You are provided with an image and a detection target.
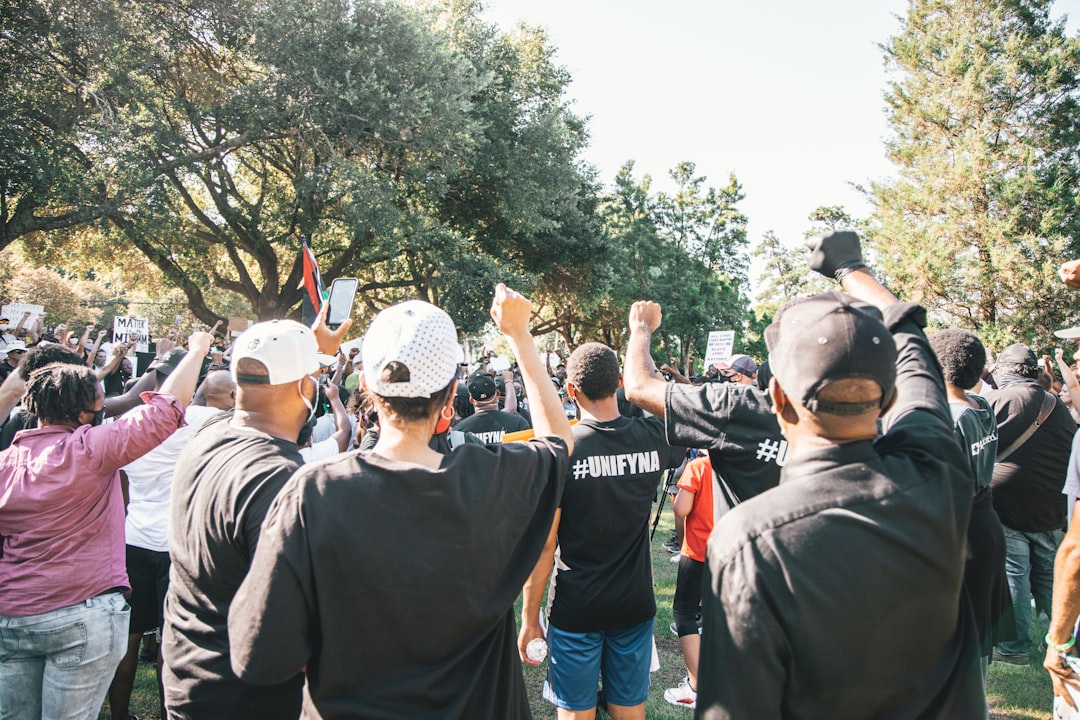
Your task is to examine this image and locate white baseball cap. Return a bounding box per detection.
[230,320,337,385]
[363,300,463,398]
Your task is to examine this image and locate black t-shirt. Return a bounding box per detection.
[549,415,683,632]
[665,382,783,516]
[162,411,305,720]
[453,408,530,444]
[0,407,35,451]
[987,380,1076,532]
[228,438,569,720]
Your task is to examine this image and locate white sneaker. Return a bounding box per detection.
[664,677,697,709]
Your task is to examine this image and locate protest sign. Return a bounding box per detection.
[703,330,736,371]
[113,316,150,353]
[229,316,252,337]
[0,303,45,330]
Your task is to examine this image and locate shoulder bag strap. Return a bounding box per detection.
[997,390,1057,463]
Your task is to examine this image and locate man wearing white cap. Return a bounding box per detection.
[162,306,349,720]
[0,340,27,383]
[228,284,573,719]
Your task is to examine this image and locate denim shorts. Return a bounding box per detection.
[0,591,130,719]
[543,618,654,710]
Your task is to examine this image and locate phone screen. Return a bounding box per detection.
[326,278,359,329]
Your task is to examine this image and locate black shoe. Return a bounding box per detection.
[992,649,1029,666]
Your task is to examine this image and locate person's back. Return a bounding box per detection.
[229,440,565,718]
[984,343,1076,663]
[454,371,530,443]
[163,316,348,720]
[682,231,985,718]
[0,334,208,720]
[227,287,573,719]
[523,341,682,719]
[551,412,678,629]
[987,356,1075,533]
[453,406,530,443]
[703,425,978,716]
[163,411,305,718]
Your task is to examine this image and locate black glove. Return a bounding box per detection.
[806,231,868,282]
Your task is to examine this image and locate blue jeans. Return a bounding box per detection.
[0,591,130,720]
[997,526,1062,656]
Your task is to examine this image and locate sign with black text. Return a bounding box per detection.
[113,316,150,353]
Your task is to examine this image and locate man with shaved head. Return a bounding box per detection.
[637,232,984,717]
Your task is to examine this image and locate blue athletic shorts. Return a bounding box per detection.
[543,618,654,711]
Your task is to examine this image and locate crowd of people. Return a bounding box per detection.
[4,233,1080,719]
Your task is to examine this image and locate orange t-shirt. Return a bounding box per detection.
[677,455,714,562]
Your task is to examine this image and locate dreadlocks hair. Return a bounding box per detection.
[18,343,85,381]
[24,363,100,425]
[566,342,620,401]
[929,328,987,391]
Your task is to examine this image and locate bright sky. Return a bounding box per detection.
[482,0,1080,266]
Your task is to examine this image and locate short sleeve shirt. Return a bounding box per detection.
[665,382,783,516]
[550,415,683,632]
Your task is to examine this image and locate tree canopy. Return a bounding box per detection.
[872,0,1080,349]
[2,0,608,334]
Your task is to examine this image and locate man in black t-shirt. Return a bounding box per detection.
[985,343,1076,664]
[521,342,682,720]
[454,371,530,443]
[162,312,348,720]
[624,342,781,709]
[227,286,571,719]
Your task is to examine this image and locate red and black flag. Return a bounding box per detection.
[299,240,326,326]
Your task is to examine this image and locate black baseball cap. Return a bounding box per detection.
[765,292,896,415]
[468,371,498,401]
[996,343,1037,367]
[150,348,188,377]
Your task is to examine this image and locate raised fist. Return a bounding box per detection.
[807,230,867,282]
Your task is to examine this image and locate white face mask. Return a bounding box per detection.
[298,375,318,424]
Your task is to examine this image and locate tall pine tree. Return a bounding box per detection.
[872,0,1080,348]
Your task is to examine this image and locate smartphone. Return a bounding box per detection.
[326,277,359,330]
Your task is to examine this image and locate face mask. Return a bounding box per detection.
[296,376,319,424]
[434,408,453,435]
[85,408,105,427]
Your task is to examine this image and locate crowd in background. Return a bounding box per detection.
[5,235,1080,719]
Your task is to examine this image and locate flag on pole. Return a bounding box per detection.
[299,240,326,326]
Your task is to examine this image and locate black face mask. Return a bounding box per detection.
[85,408,105,427]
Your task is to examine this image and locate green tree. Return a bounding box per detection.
[872,0,1080,348]
[7,0,604,331]
[573,162,750,369]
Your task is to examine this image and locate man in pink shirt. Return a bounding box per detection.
[0,331,211,720]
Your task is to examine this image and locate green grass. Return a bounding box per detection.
[104,501,1055,719]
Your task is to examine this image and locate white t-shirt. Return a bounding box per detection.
[123,404,223,551]
[300,437,342,463]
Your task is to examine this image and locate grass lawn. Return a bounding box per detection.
[103,500,1055,719]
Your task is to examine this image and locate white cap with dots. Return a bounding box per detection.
[362,300,463,398]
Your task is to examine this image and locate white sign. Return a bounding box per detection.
[0,303,45,330]
[489,354,511,372]
[703,330,736,371]
[113,316,150,353]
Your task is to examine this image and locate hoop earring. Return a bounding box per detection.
[441,405,454,421]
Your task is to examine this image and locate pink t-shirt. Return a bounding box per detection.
[0,392,185,616]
